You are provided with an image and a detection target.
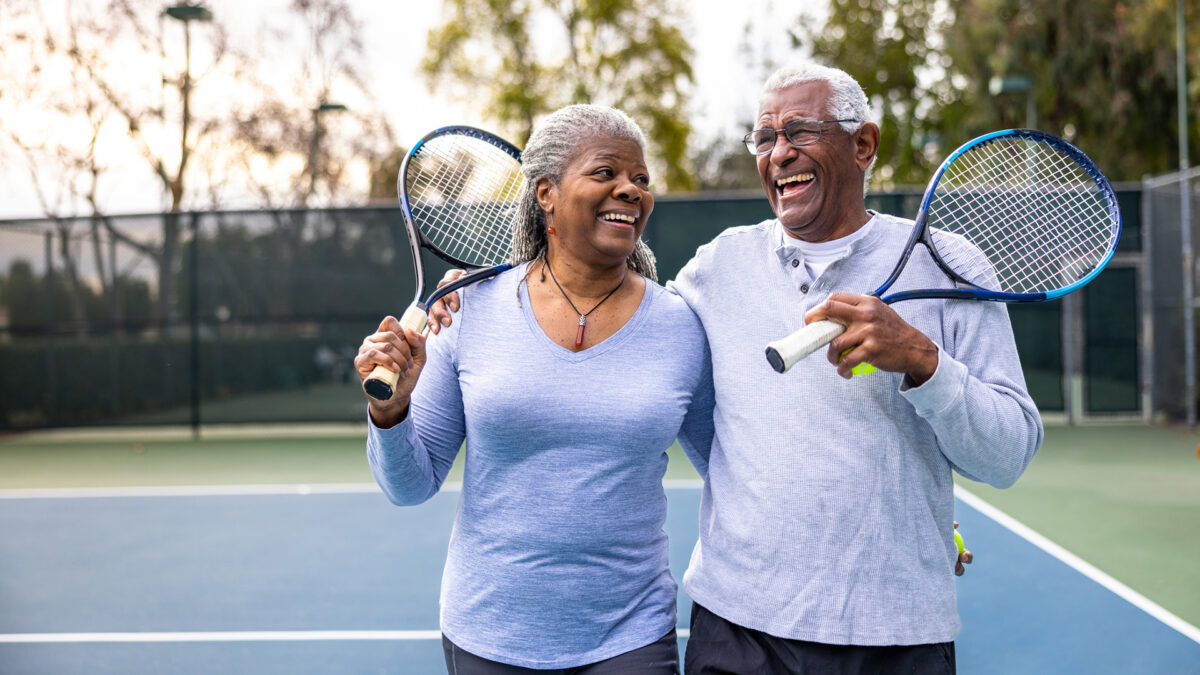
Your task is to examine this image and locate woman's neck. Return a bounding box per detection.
[541,249,628,300]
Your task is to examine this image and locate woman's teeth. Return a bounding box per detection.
[600,213,636,223]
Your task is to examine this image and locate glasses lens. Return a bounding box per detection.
[783,119,822,146]
[747,129,775,155]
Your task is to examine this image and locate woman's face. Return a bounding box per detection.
[537,135,653,267]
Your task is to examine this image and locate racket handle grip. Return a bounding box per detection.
[362,305,430,401]
[764,320,846,374]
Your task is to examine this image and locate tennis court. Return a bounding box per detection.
[1,423,1197,674]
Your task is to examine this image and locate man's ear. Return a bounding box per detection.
[854,122,880,172]
[535,177,556,214]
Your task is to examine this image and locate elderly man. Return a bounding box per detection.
[670,62,1042,673]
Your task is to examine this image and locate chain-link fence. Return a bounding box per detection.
[1143,168,1200,426]
[0,189,1148,433]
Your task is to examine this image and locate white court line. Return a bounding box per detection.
[0,631,440,643]
[0,629,691,644]
[4,481,1192,645]
[0,483,383,499]
[955,484,1200,645]
[0,479,706,499]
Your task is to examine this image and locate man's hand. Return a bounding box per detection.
[427,269,467,334]
[804,292,939,385]
[954,521,974,576]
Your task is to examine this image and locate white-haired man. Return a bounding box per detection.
[670,62,1042,673]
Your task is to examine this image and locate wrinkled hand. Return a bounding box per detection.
[804,292,939,384]
[954,521,974,577]
[427,268,467,334]
[354,315,427,427]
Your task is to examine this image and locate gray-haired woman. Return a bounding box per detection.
[354,104,714,674]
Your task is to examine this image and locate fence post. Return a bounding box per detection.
[189,212,201,440]
[1184,174,1196,428]
[1140,176,1154,422]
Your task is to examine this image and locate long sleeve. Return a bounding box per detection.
[902,299,1044,488]
[366,315,465,506]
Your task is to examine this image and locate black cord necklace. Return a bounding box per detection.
[544,260,626,348]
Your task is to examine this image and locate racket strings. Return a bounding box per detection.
[928,138,1115,294]
[407,135,524,267]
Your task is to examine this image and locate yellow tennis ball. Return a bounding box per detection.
[841,349,877,376]
[954,530,965,556]
[852,362,877,376]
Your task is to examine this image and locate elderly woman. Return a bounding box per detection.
[354,105,713,674]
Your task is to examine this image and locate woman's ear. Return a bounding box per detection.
[535,177,556,215]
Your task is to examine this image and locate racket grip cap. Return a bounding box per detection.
[764,320,846,374]
[361,305,430,401]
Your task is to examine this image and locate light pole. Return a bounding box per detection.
[308,101,348,202]
[163,4,213,209]
[164,4,212,440]
[988,75,1036,130]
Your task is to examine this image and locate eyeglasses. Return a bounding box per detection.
[743,119,860,156]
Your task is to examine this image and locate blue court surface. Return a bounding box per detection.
[1,484,1197,674]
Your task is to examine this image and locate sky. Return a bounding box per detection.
[0,0,811,219]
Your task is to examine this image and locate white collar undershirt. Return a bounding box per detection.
[791,215,877,279]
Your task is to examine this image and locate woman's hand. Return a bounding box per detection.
[354,315,427,427]
[427,269,467,334]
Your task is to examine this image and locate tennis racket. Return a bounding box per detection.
[363,126,523,400]
[764,129,1121,374]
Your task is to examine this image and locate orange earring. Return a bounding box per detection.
[547,226,556,235]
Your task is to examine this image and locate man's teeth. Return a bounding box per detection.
[776,173,815,188]
[601,213,636,223]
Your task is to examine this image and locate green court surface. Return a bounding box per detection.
[958,423,1200,630]
[3,421,1198,628]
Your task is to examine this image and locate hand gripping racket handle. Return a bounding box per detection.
[763,320,846,374]
[362,305,430,401]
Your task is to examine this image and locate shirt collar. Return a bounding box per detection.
[772,210,880,263]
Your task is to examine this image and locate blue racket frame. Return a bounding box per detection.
[876,129,1122,305]
[398,125,521,313]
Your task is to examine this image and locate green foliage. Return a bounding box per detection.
[936,0,1198,181]
[796,0,941,186]
[0,259,151,328]
[794,0,1199,184]
[421,0,696,190]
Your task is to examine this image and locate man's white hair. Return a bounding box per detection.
[761,62,871,134]
[761,61,876,184]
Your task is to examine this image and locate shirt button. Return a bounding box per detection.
[800,284,810,293]
[791,259,800,268]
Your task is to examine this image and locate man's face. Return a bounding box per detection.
[755,81,874,242]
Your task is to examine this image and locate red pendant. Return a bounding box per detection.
[575,316,586,348]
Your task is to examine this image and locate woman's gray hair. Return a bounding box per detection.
[761,61,876,184]
[510,104,658,281]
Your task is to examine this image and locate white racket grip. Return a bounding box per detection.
[764,320,846,374]
[399,304,429,334]
[362,304,430,401]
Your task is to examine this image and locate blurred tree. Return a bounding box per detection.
[933,0,1198,181]
[0,0,391,330]
[693,135,762,192]
[792,0,1198,184]
[794,0,941,187]
[421,0,697,191]
[229,0,394,209]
